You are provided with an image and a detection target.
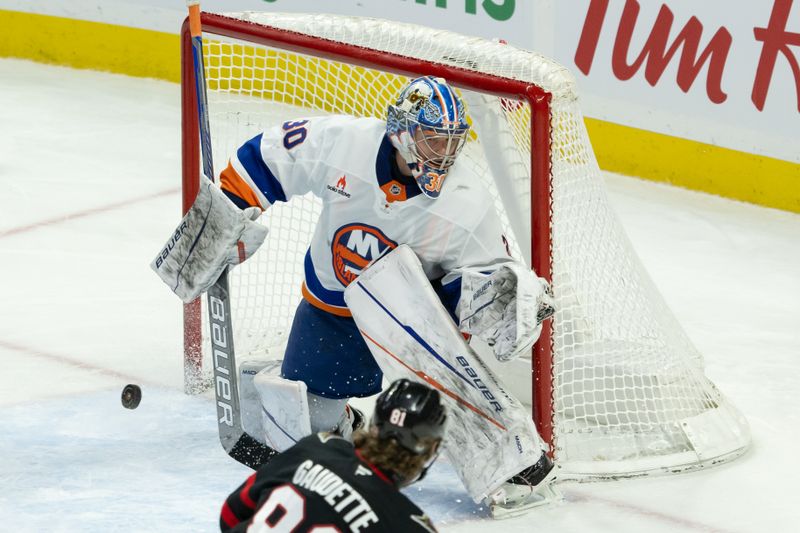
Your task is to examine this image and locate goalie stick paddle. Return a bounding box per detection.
[187,1,276,469]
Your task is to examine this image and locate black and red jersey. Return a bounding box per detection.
[221,433,436,532]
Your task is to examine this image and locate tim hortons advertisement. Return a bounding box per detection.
[551,0,799,163]
[2,0,796,163]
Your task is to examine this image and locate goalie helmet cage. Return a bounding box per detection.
[181,11,750,481]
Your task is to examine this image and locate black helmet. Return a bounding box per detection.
[371,379,447,454]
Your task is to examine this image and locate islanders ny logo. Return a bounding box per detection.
[331,223,397,286]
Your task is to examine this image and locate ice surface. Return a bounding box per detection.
[1,58,798,532]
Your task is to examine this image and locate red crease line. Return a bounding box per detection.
[0,187,179,238]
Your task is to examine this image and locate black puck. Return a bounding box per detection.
[121,384,142,409]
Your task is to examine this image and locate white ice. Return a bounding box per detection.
[1,58,798,533]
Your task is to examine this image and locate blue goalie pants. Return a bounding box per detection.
[280,299,383,399]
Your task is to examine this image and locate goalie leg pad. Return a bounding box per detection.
[251,361,312,452]
[344,245,549,502]
[239,360,271,446]
[246,360,361,450]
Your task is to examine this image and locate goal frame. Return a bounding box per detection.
[182,11,570,454]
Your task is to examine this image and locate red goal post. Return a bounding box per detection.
[181,11,750,481]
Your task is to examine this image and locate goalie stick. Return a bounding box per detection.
[186,1,276,469]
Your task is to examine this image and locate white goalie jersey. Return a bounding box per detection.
[219,114,514,316]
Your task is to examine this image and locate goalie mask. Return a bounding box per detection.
[386,76,470,199]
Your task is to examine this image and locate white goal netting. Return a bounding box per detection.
[183,12,750,480]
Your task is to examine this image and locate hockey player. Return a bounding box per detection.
[220,378,446,532]
[154,76,558,515]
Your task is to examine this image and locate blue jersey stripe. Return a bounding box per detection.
[237,134,287,205]
[434,276,462,323]
[304,250,347,308]
[221,189,252,210]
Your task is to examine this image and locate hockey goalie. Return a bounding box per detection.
[152,75,559,516]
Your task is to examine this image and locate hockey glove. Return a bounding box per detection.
[150,180,268,303]
[457,263,554,362]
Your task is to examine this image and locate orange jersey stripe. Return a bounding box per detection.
[301,282,352,317]
[220,161,262,208]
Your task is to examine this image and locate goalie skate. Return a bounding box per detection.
[488,456,562,519]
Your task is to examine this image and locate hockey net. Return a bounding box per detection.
[181,11,750,480]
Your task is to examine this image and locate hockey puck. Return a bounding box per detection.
[121,384,142,409]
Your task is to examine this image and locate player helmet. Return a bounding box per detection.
[371,378,447,455]
[386,76,470,199]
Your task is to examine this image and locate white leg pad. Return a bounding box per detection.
[239,360,271,445]
[344,245,547,502]
[252,360,312,452]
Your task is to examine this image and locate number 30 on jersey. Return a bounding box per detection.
[283,120,309,149]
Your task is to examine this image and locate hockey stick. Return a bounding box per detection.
[186,1,276,469]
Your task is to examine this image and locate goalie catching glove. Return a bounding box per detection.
[457,263,554,362]
[150,181,268,303]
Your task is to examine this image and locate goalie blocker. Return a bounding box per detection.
[343,245,559,511]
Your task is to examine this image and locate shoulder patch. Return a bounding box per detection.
[355,465,373,477]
